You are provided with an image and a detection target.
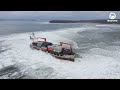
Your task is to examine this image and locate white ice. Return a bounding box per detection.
[1,27,120,79]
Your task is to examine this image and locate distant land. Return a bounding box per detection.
[49,19,120,24]
[0,19,120,24]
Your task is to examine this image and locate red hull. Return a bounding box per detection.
[54,56,75,62]
[40,49,75,62]
[30,44,75,62]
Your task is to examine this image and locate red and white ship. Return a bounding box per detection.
[30,33,76,62]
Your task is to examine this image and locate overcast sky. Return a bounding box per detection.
[0,11,120,21]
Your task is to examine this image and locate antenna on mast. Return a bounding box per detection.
[30,32,35,42]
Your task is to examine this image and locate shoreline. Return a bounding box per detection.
[49,19,120,24]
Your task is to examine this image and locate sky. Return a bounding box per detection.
[0,11,120,21]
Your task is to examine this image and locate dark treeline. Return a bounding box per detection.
[49,19,120,24]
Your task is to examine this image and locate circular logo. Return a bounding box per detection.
[109,12,116,19]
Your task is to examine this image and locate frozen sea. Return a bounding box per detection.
[0,21,120,79]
